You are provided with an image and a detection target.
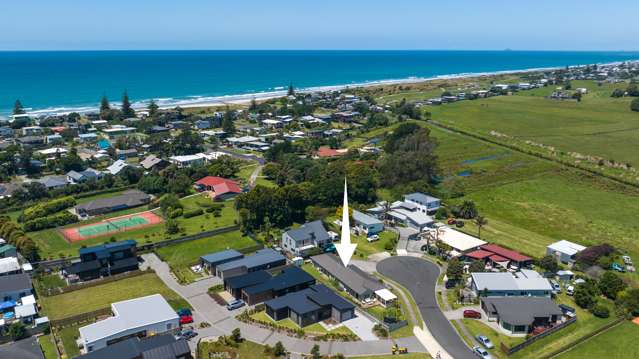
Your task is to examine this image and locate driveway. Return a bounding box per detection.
[342,311,378,341]
[377,256,476,359]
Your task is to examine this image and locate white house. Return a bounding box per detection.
[386,201,434,231]
[106,160,128,175]
[546,240,586,264]
[168,153,208,168]
[403,192,441,214]
[78,294,179,353]
[352,210,384,235]
[471,269,553,297]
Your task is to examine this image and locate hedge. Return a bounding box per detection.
[23,211,78,232]
[168,208,183,219]
[183,209,204,218]
[22,196,76,222]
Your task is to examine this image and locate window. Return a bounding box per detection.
[167,323,172,330]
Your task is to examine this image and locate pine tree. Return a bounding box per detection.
[12,100,26,115]
[148,99,159,117]
[121,90,136,118]
[100,95,111,121]
[222,108,235,133]
[287,82,295,96]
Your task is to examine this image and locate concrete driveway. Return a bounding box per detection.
[342,311,378,341]
[377,256,476,359]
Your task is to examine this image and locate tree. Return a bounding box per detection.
[598,272,626,300]
[631,98,639,112]
[591,303,610,318]
[231,328,242,343]
[287,83,295,96]
[159,194,182,213]
[310,344,321,359]
[273,341,287,357]
[539,255,559,273]
[616,288,639,316]
[446,257,464,282]
[627,83,639,96]
[611,88,625,98]
[8,322,26,340]
[13,99,26,115]
[100,95,112,120]
[121,90,136,118]
[165,219,179,235]
[576,244,615,267]
[469,260,485,273]
[148,99,159,118]
[574,280,599,309]
[457,200,478,219]
[222,109,235,134]
[473,215,487,238]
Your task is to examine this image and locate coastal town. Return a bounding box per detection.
[0,59,638,359]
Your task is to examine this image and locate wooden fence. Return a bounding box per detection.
[50,307,112,329]
[500,317,577,355]
[38,269,153,297]
[540,317,626,359]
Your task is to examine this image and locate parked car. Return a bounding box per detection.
[476,335,494,349]
[558,303,576,315]
[226,299,245,311]
[179,315,193,325]
[550,280,561,293]
[473,345,493,359]
[455,220,465,228]
[464,309,482,319]
[447,218,457,225]
[176,329,198,340]
[177,308,192,317]
[611,263,626,273]
[367,234,380,242]
[566,285,575,296]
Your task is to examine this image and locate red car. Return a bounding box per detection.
[463,310,481,319]
[179,315,194,325]
[447,218,457,225]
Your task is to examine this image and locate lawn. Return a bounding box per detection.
[33,273,68,296]
[30,193,238,259]
[351,230,397,258]
[461,319,524,359]
[39,272,189,320]
[198,338,279,359]
[155,230,257,283]
[38,334,58,359]
[556,320,639,359]
[249,310,356,336]
[348,354,431,359]
[58,321,88,358]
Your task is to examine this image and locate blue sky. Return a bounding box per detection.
[1,0,636,50]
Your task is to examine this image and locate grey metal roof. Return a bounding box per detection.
[225,270,272,290]
[285,220,330,244]
[75,189,150,213]
[75,333,188,359]
[264,284,354,314]
[217,248,285,272]
[310,253,384,296]
[200,249,243,265]
[405,192,439,204]
[243,267,315,295]
[352,210,382,226]
[471,270,552,292]
[0,273,32,293]
[481,297,563,326]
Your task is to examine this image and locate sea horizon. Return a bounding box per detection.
[1,50,639,117]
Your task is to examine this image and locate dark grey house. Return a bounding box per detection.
[224,270,272,298]
[310,253,384,302]
[481,297,563,335]
[0,273,33,302]
[74,189,151,217]
[200,249,244,273]
[215,248,286,280]
[240,267,315,305]
[281,220,331,257]
[265,284,355,327]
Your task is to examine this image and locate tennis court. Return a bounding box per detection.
[60,211,164,242]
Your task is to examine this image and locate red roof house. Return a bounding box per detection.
[316,146,348,158]
[195,176,242,199]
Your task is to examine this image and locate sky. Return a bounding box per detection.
[1,0,636,51]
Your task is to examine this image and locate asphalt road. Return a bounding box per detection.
[377,256,476,359]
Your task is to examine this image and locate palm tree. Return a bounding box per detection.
[474,215,488,238]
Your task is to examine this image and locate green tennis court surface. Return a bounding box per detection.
[77,216,149,237]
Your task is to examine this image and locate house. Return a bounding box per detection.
[0,273,32,302]
[224,270,272,299]
[470,269,553,297]
[106,160,128,175]
[116,148,138,159]
[425,226,486,255]
[34,175,68,190]
[0,183,20,199]
[78,133,98,143]
[194,119,212,130]
[17,136,45,146]
[310,253,386,303]
[46,134,63,144]
[168,153,208,168]
[66,168,102,184]
[0,257,22,276]
[403,192,440,214]
[102,125,136,139]
[315,146,348,158]
[139,154,166,171]
[464,244,533,269]
[200,249,244,273]
[265,284,355,327]
[194,176,242,200]
[14,302,37,324]
[226,136,260,148]
[78,294,180,353]
[0,244,17,258]
[352,210,384,235]
[38,147,68,159]
[262,119,283,128]
[0,126,14,138]
[0,336,45,359]
[386,201,434,231]
[481,297,563,335]
[22,126,43,136]
[215,249,286,280]
[74,190,151,217]
[65,240,138,282]
[237,267,316,305]
[281,220,331,257]
[149,125,170,134]
[75,333,191,359]
[546,240,586,264]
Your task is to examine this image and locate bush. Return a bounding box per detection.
[183,208,204,218]
[576,244,615,267]
[8,322,26,340]
[23,211,78,231]
[592,303,610,318]
[168,208,183,219]
[631,98,639,112]
[22,196,76,222]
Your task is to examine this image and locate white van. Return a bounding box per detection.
[566,285,575,296]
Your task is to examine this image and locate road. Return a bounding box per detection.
[377,256,476,359]
[142,253,426,357]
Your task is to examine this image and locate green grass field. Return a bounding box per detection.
[30,193,238,259]
[198,338,280,359]
[556,320,639,359]
[155,230,257,283]
[39,272,188,320]
[38,334,58,359]
[249,310,355,336]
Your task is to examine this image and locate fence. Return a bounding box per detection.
[500,316,578,355]
[50,307,113,329]
[38,269,153,297]
[540,317,626,359]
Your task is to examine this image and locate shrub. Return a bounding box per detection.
[592,303,610,318]
[183,208,204,218]
[632,98,639,112]
[8,322,26,340]
[576,244,615,267]
[168,208,183,219]
[384,241,394,251]
[22,196,76,222]
[23,211,78,232]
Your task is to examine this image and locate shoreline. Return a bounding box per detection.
[9,60,637,117]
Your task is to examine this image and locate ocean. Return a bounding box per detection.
[1,50,638,116]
